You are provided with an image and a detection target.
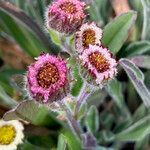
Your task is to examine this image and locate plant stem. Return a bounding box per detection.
[59,101,82,139]
[74,83,90,116]
[65,108,82,139]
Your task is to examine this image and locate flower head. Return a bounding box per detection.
[75,22,102,53]
[79,45,117,86]
[46,0,86,34]
[27,53,69,103]
[0,120,24,150]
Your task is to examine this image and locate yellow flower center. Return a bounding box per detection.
[82,29,96,48]
[60,2,76,14]
[37,63,59,89]
[89,51,110,73]
[0,125,16,145]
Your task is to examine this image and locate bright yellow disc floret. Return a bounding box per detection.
[0,125,16,145]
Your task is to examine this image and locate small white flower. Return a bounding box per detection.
[75,22,102,53]
[0,120,24,150]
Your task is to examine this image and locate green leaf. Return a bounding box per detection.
[0,80,13,96]
[18,141,48,150]
[145,70,150,90]
[129,0,143,40]
[100,113,115,130]
[115,115,150,141]
[68,58,83,97]
[106,79,131,120]
[135,135,149,150]
[0,69,24,95]
[113,120,132,134]
[87,0,109,25]
[133,104,149,121]
[141,0,150,40]
[85,106,99,134]
[122,59,144,80]
[48,29,61,46]
[0,10,43,57]
[0,1,58,56]
[63,131,82,150]
[106,79,124,108]
[77,102,88,120]
[3,100,60,126]
[119,58,150,107]
[27,135,55,149]
[131,55,150,69]
[87,90,107,107]
[71,67,83,97]
[57,134,67,150]
[37,0,46,20]
[0,85,17,108]
[123,41,150,57]
[0,2,50,47]
[102,11,137,54]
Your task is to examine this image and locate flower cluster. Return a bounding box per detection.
[74,22,117,86]
[26,0,117,104]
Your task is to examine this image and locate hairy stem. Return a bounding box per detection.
[74,83,90,116]
[59,101,82,139]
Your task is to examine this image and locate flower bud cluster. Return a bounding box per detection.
[26,0,117,104]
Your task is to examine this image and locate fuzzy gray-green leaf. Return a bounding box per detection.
[3,100,59,126]
[102,11,137,54]
[106,79,124,108]
[123,41,150,57]
[85,106,99,134]
[131,55,150,69]
[119,58,150,106]
[116,115,150,141]
[57,134,67,150]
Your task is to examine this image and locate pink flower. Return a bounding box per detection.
[75,22,102,53]
[46,0,86,34]
[27,53,68,103]
[79,45,117,86]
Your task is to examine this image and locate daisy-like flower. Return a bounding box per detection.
[75,22,102,53]
[27,53,69,103]
[46,0,86,34]
[79,45,117,86]
[0,120,24,150]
